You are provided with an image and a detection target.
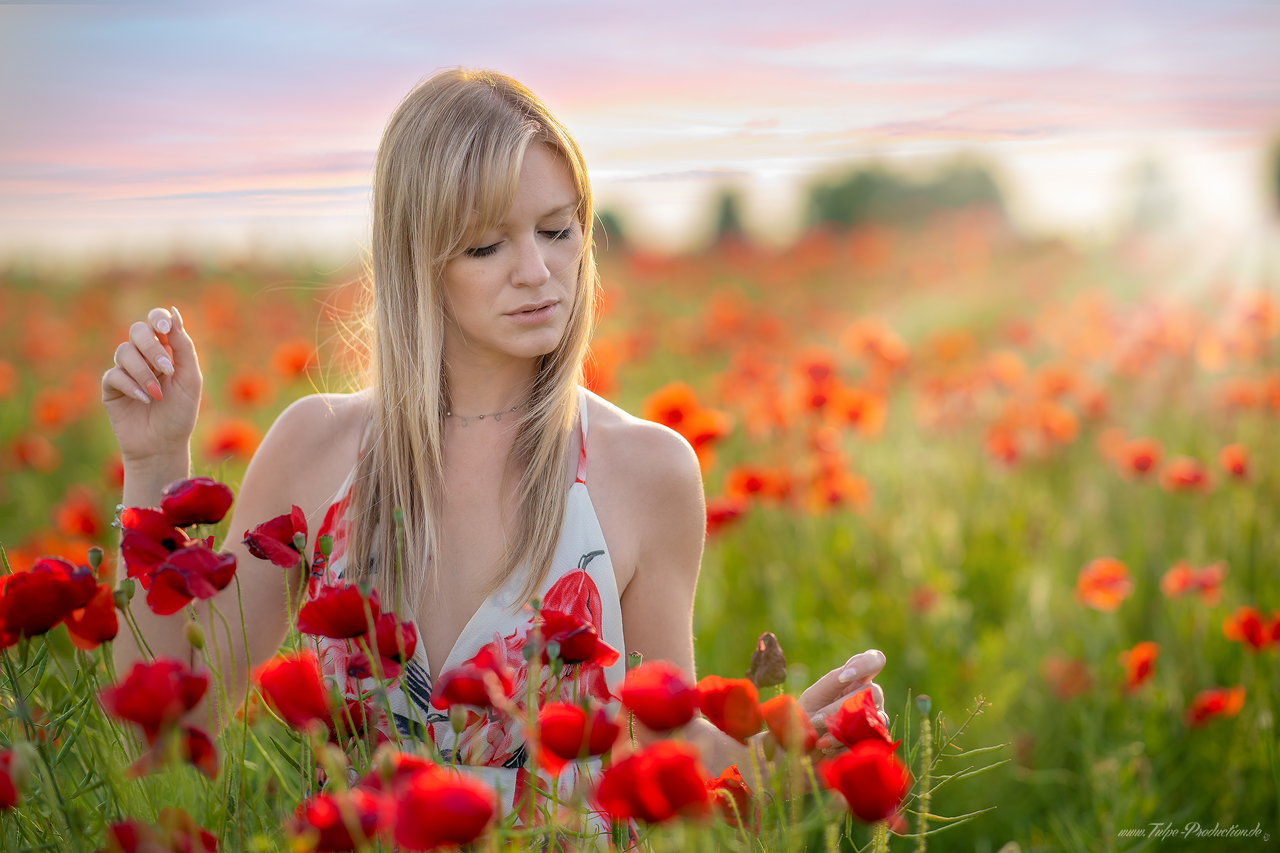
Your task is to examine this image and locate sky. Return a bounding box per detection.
[1,0,1278,262]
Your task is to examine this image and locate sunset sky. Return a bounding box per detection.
[1,0,1278,260]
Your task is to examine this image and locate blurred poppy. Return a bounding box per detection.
[103,454,126,489]
[819,739,910,823]
[204,418,261,460]
[829,386,886,437]
[724,465,792,502]
[160,477,235,527]
[983,426,1020,466]
[0,556,97,638]
[128,724,219,781]
[534,608,620,667]
[243,505,308,568]
[1160,560,1227,605]
[985,350,1026,389]
[1118,641,1158,692]
[1040,654,1092,701]
[99,658,209,744]
[619,661,698,732]
[298,582,381,640]
[0,749,18,810]
[1160,457,1209,493]
[255,651,331,732]
[642,382,701,431]
[1116,438,1162,478]
[696,675,762,744]
[393,766,497,850]
[826,689,891,748]
[54,485,103,539]
[10,433,60,472]
[101,809,217,853]
[32,387,77,433]
[1218,444,1249,479]
[356,749,442,795]
[708,764,755,828]
[1185,685,1245,727]
[1075,558,1133,612]
[145,544,238,616]
[593,740,712,823]
[289,788,388,852]
[271,338,319,380]
[705,495,748,537]
[1222,607,1278,653]
[760,694,817,753]
[536,701,620,776]
[226,368,274,408]
[0,360,14,400]
[430,644,514,711]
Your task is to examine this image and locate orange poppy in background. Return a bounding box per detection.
[270,339,318,380]
[1075,558,1133,612]
[0,360,15,399]
[32,388,76,433]
[642,382,701,431]
[203,419,261,461]
[1095,426,1127,461]
[1032,361,1081,400]
[1218,444,1248,479]
[1030,399,1078,445]
[104,454,126,489]
[985,350,1026,389]
[9,433,60,473]
[705,496,748,538]
[1185,686,1245,728]
[1160,457,1210,493]
[54,485,104,539]
[1159,560,1227,605]
[1118,641,1158,692]
[983,426,1020,466]
[226,369,274,408]
[582,336,623,399]
[807,463,870,514]
[1222,606,1279,653]
[829,386,886,437]
[1041,654,1092,701]
[841,318,910,373]
[1116,438,1162,478]
[724,465,792,502]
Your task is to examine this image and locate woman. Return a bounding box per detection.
[101,68,887,811]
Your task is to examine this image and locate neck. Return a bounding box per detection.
[443,349,540,417]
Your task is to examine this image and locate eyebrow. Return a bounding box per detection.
[539,202,578,219]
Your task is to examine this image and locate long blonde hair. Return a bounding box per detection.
[344,68,597,617]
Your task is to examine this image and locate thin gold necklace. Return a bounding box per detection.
[445,401,524,427]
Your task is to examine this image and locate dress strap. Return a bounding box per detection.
[575,387,588,485]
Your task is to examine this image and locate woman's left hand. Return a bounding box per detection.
[798,649,888,755]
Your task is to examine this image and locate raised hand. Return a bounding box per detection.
[799,649,888,753]
[101,306,203,464]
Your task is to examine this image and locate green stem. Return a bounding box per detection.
[917,715,933,853]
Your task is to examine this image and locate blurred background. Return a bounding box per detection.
[3,3,1280,850]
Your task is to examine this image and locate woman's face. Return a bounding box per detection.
[441,143,583,364]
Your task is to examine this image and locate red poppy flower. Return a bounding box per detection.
[534,609,620,667]
[696,675,762,744]
[705,495,748,537]
[1223,607,1278,653]
[128,724,219,781]
[619,661,697,731]
[1075,558,1133,612]
[243,505,308,568]
[593,740,712,824]
[101,810,217,853]
[0,556,98,637]
[760,694,817,753]
[536,701,620,776]
[430,644,514,711]
[1219,444,1249,479]
[145,545,238,616]
[327,697,377,745]
[120,507,192,583]
[54,485,103,539]
[297,582,381,640]
[289,788,388,852]
[393,767,497,851]
[0,749,19,810]
[159,477,235,527]
[204,418,261,461]
[1160,560,1227,605]
[708,764,754,827]
[1118,641,1159,692]
[1185,685,1246,727]
[356,751,443,795]
[272,339,319,380]
[1041,654,1093,701]
[825,689,891,748]
[1160,456,1210,492]
[819,739,911,823]
[255,651,331,732]
[99,658,209,744]
[65,584,119,650]
[347,613,419,679]
[1116,438,1163,477]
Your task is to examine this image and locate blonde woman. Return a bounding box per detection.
[101,68,887,811]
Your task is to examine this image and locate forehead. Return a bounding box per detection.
[507,143,580,219]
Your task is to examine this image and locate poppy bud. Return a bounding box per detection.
[550,657,564,677]
[529,596,542,613]
[915,695,931,717]
[545,640,561,663]
[628,651,644,670]
[113,588,130,611]
[184,621,205,650]
[87,546,104,570]
[450,705,468,734]
[316,535,333,561]
[522,642,536,663]
[292,532,307,553]
[746,632,786,688]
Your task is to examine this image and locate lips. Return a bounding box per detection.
[506,300,559,325]
[508,299,558,315]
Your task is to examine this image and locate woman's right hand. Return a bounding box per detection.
[101,306,203,464]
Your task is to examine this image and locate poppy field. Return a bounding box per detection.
[1,207,1278,851]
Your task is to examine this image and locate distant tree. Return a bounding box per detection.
[593,209,627,252]
[713,189,745,241]
[806,161,1004,229]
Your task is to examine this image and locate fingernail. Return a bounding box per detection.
[156,319,171,335]
[811,712,825,725]
[171,305,183,325]
[158,356,174,375]
[147,381,163,401]
[838,668,861,683]
[134,390,151,404]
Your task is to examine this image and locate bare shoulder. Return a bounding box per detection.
[581,390,705,596]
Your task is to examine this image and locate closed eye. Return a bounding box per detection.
[541,228,574,241]
[465,242,501,258]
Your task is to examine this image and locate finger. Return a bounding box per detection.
[129,320,174,379]
[101,364,154,406]
[114,342,164,401]
[160,304,199,378]
[810,682,873,729]
[837,649,886,685]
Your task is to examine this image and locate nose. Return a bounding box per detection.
[510,233,551,289]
